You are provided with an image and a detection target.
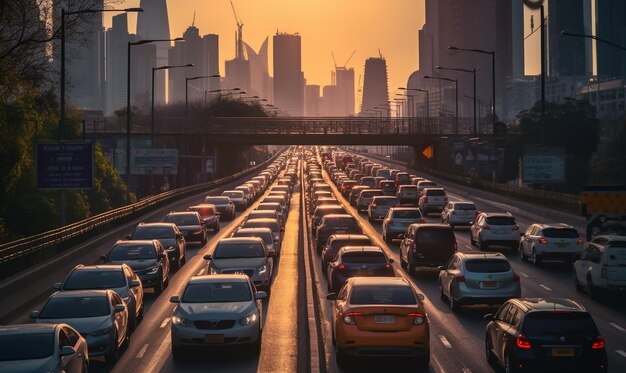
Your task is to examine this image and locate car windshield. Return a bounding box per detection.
[342,251,387,264]
[326,217,358,227]
[223,191,243,198]
[63,271,126,290]
[400,186,418,191]
[415,228,456,248]
[213,243,265,259]
[542,228,579,238]
[109,244,156,260]
[39,296,110,318]
[350,285,416,305]
[426,190,446,196]
[182,282,252,303]
[361,191,382,197]
[392,210,422,219]
[205,197,229,204]
[523,312,597,336]
[419,182,436,188]
[465,259,511,273]
[331,239,371,250]
[0,333,54,361]
[249,211,276,219]
[132,226,173,239]
[486,217,516,225]
[454,203,476,210]
[397,174,410,181]
[189,206,215,216]
[243,220,279,231]
[375,198,399,205]
[165,215,200,226]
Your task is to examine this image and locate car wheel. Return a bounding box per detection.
[335,347,349,368]
[519,244,527,261]
[439,283,448,301]
[531,249,541,266]
[383,233,392,244]
[215,224,220,232]
[587,277,601,300]
[478,236,487,251]
[504,352,519,373]
[449,289,461,312]
[171,345,184,361]
[573,271,584,292]
[485,335,497,366]
[407,258,415,276]
[201,234,208,245]
[105,332,120,364]
[470,233,476,246]
[154,275,163,296]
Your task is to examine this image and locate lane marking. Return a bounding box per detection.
[610,323,625,332]
[160,318,170,328]
[135,343,149,359]
[616,350,626,358]
[196,269,204,276]
[462,369,472,373]
[539,284,552,291]
[439,335,453,349]
[518,271,530,278]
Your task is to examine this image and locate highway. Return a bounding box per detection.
[3,147,626,373]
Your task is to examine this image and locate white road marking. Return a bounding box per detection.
[462,369,472,373]
[135,343,149,359]
[518,271,530,278]
[160,318,170,328]
[616,350,626,358]
[439,335,453,349]
[610,323,626,332]
[196,269,204,276]
[539,284,552,291]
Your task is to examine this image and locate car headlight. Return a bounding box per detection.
[172,316,191,327]
[209,266,220,274]
[146,266,159,274]
[166,246,176,252]
[239,313,258,326]
[257,265,267,275]
[90,326,112,336]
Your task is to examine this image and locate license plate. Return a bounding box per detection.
[356,270,374,276]
[557,243,568,248]
[374,315,395,324]
[551,348,575,357]
[335,230,347,234]
[204,334,225,344]
[482,281,497,288]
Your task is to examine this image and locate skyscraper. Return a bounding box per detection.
[335,67,355,116]
[305,85,320,116]
[273,32,304,116]
[204,34,221,92]
[105,13,130,115]
[130,41,157,109]
[595,0,626,79]
[137,0,171,105]
[245,38,272,101]
[360,57,389,116]
[547,0,592,77]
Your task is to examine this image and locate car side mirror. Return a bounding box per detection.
[169,296,180,303]
[130,279,141,288]
[203,254,212,260]
[60,346,76,357]
[326,293,337,301]
[114,305,126,313]
[483,313,495,320]
[29,311,39,319]
[255,291,268,300]
[416,294,425,301]
[53,282,62,290]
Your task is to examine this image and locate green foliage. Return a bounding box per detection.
[589,119,626,185]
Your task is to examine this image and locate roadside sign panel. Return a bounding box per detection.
[522,146,565,183]
[36,143,94,189]
[131,149,178,175]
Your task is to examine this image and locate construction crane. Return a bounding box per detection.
[332,50,357,70]
[343,50,356,68]
[230,0,244,60]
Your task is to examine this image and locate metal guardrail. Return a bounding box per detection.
[352,151,580,214]
[0,150,284,281]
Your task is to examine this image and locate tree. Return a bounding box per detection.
[589,118,626,185]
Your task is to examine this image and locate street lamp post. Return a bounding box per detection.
[59,7,142,141]
[186,75,221,116]
[436,66,476,135]
[126,37,182,200]
[424,76,458,133]
[448,46,496,134]
[399,87,430,118]
[151,64,193,143]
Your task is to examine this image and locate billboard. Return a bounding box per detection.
[522,146,565,183]
[114,148,178,175]
[36,143,94,189]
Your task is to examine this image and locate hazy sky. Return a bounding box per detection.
[104,0,425,102]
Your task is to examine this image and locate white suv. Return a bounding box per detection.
[470,212,519,251]
[573,235,626,299]
[519,223,583,265]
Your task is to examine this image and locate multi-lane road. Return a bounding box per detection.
[3,147,626,373]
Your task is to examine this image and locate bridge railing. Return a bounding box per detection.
[91,116,493,136]
[0,150,285,282]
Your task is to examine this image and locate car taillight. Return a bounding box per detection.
[454,275,465,282]
[451,211,457,215]
[513,273,520,282]
[343,311,362,324]
[384,263,392,270]
[513,225,520,231]
[338,264,346,271]
[577,237,584,245]
[444,197,448,202]
[516,334,532,349]
[388,220,394,225]
[592,336,605,349]
[538,237,548,244]
[371,204,377,208]
[405,313,426,325]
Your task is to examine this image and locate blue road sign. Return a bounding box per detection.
[36,143,94,189]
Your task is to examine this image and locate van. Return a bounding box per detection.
[399,223,457,274]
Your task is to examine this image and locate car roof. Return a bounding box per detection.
[511,298,585,313]
[189,204,216,209]
[391,207,421,211]
[324,214,354,219]
[114,239,155,246]
[423,187,445,191]
[534,223,573,229]
[348,276,411,287]
[0,323,60,335]
[235,227,273,234]
[458,252,507,260]
[259,202,281,206]
[167,211,198,216]
[451,201,475,205]
[316,205,345,210]
[373,196,398,199]
[245,218,279,223]
[329,234,370,241]
[217,237,263,245]
[188,274,250,284]
[137,222,176,228]
[51,289,111,298]
[409,223,452,229]
[73,264,125,271]
[339,246,384,253]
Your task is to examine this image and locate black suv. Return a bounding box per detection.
[485,298,608,373]
[128,223,186,269]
